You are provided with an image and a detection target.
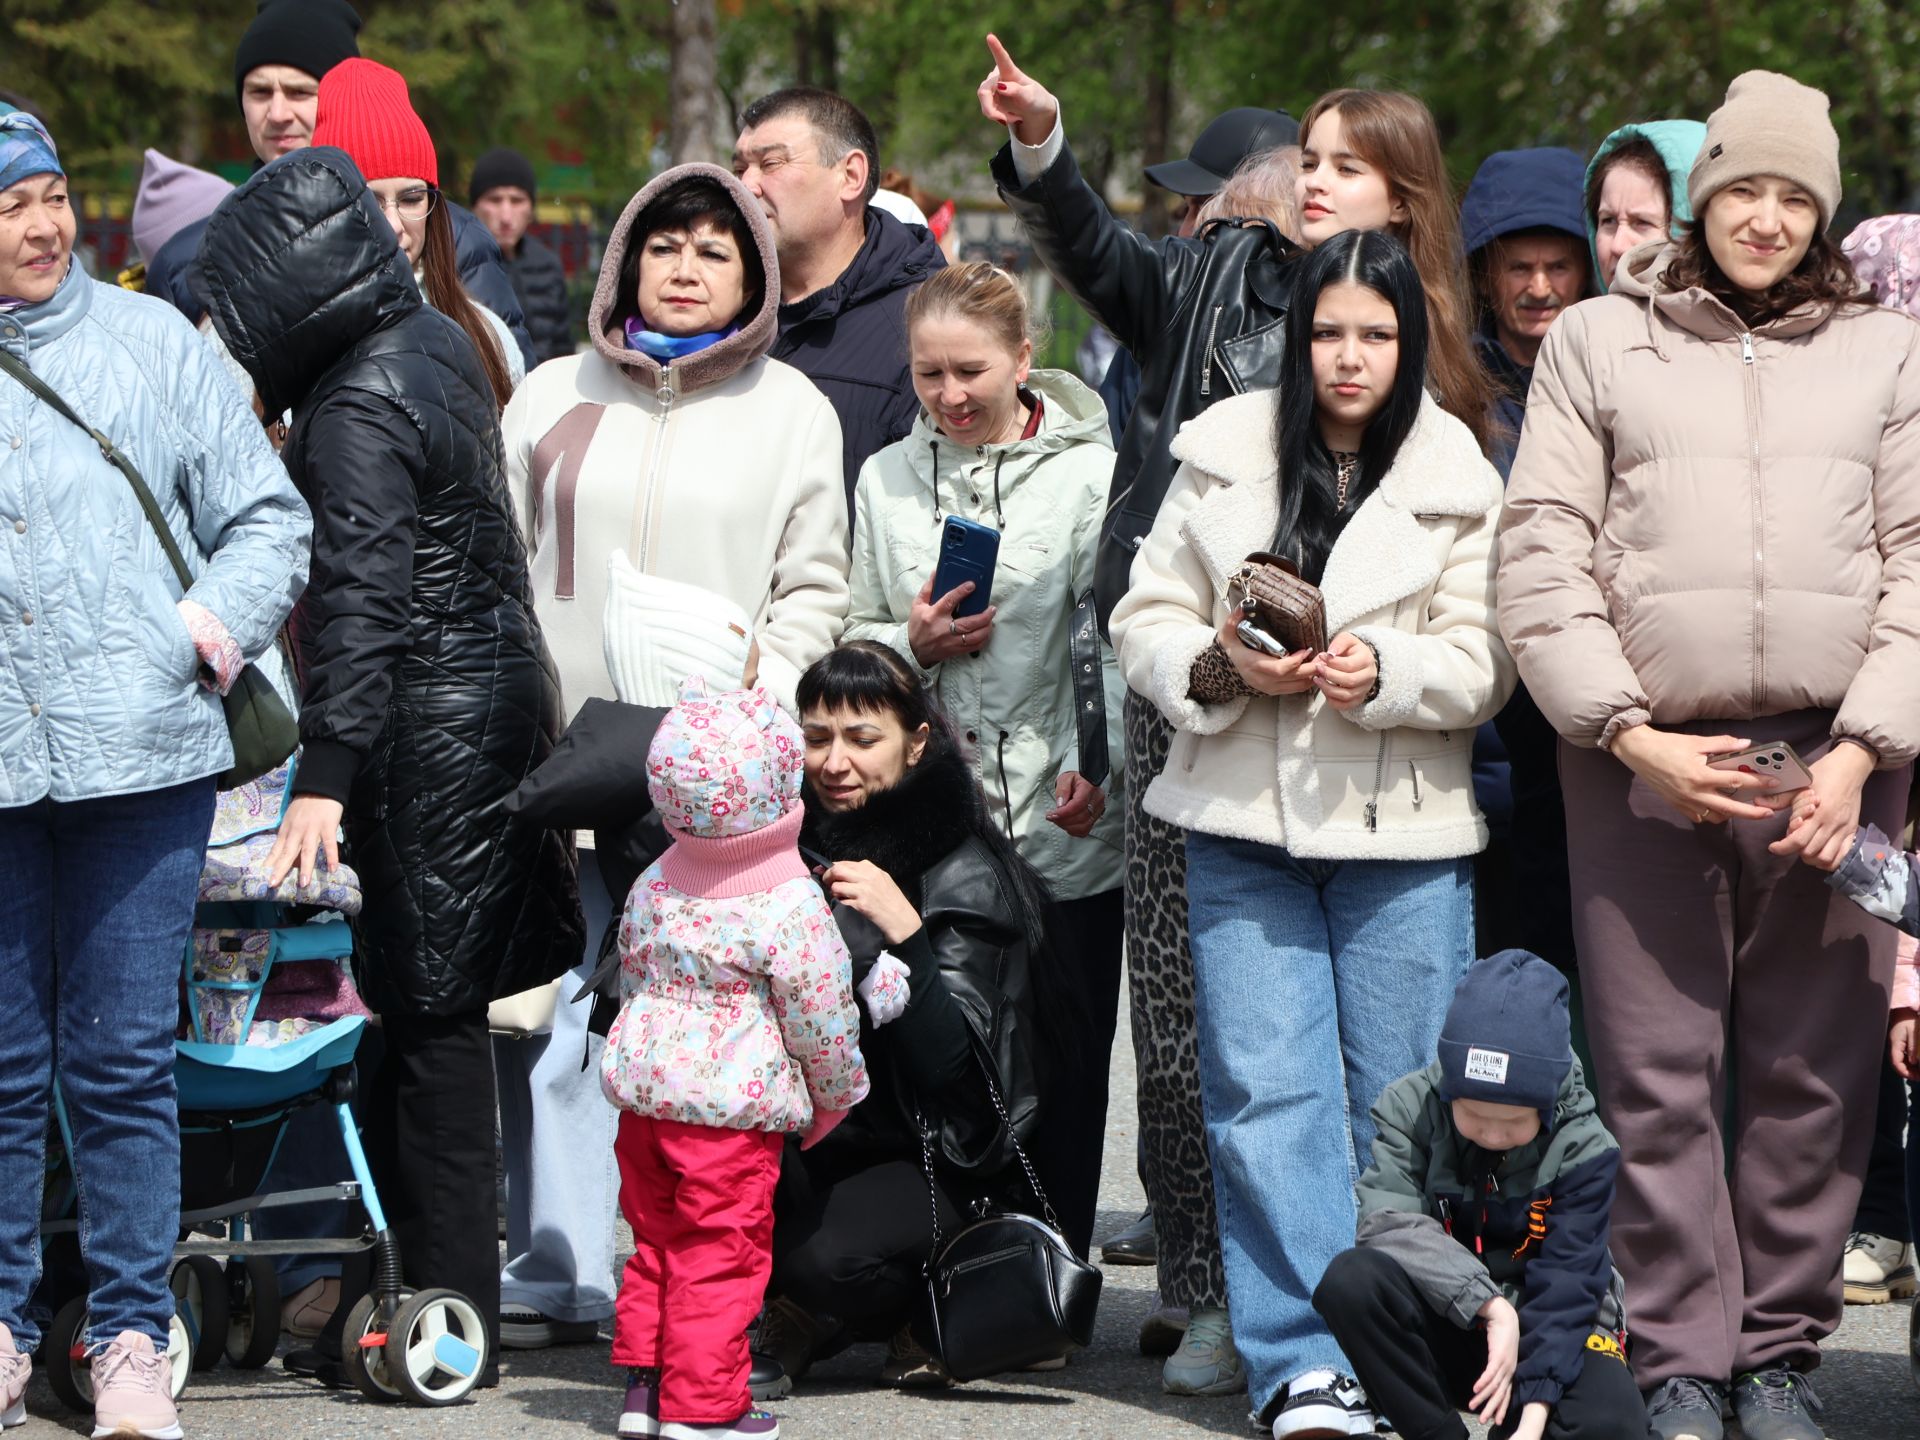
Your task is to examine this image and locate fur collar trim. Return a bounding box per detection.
[800,735,980,882]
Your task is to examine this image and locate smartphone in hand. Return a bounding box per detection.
[1707,741,1814,794]
[930,516,1000,620]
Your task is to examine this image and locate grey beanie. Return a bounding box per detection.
[1689,70,1841,227]
[1436,950,1572,1131]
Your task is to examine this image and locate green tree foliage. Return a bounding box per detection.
[4,0,1917,218]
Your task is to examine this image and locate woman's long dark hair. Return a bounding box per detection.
[1269,229,1431,583]
[796,641,1079,1066]
[418,196,514,409]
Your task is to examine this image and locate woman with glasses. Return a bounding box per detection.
[192,111,585,1385]
[309,58,522,406]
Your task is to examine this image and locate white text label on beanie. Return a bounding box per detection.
[1465,1048,1511,1084]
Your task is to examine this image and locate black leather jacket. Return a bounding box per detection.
[194,148,582,1016]
[991,140,1298,633]
[801,736,1048,1195]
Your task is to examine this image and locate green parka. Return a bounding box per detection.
[845,368,1125,901]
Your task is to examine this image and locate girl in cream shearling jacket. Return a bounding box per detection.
[1111,389,1514,862]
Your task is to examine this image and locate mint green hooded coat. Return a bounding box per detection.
[1583,120,1707,289]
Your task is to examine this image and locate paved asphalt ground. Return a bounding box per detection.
[17,1008,1920,1438]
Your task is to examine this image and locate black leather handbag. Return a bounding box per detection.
[0,349,297,789]
[916,1066,1103,1381]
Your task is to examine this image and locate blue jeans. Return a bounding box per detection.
[495,848,618,1322]
[0,778,216,1351]
[1183,831,1474,1417]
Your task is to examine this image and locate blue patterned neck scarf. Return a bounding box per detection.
[623,317,738,361]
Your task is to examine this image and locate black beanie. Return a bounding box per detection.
[1436,949,1572,1130]
[233,0,363,101]
[469,147,539,206]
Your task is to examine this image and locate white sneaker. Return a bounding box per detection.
[1843,1230,1916,1304]
[0,1321,26,1428]
[1271,1370,1376,1438]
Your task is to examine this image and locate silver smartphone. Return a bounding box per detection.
[1234,617,1289,657]
[1707,741,1814,795]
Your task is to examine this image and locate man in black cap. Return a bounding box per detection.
[143,0,533,369]
[471,146,575,364]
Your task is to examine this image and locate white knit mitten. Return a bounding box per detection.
[602,550,754,706]
[858,952,912,1027]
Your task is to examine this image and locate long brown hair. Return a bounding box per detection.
[418,197,514,408]
[1298,89,1497,456]
[1661,210,1871,328]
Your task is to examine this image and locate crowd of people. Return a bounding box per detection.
[3,4,1920,1440]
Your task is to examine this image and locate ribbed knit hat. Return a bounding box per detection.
[233,0,362,101]
[1689,70,1841,227]
[1436,950,1572,1131]
[469,147,537,206]
[311,58,437,187]
[132,150,233,264]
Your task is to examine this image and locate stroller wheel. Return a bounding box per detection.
[44,1298,89,1414]
[224,1256,281,1369]
[340,1290,406,1404]
[43,1301,193,1412]
[388,1289,488,1406]
[170,1256,230,1372]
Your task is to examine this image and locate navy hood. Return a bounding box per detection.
[781,206,942,325]
[1460,147,1588,257]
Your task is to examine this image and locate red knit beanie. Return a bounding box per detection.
[311,57,437,186]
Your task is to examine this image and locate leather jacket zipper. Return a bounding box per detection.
[1739,332,1765,712]
[636,365,677,568]
[1200,306,1224,396]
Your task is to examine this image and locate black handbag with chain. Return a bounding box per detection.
[0,349,298,789]
[915,1061,1103,1381]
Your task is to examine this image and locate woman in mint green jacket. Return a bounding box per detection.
[843,261,1123,1257]
[1584,120,1707,291]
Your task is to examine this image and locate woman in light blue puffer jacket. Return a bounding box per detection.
[0,112,308,1436]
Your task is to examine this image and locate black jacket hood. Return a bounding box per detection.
[780,206,942,328]
[191,146,421,418]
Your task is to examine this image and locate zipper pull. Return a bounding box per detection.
[1438,1197,1454,1235]
[656,364,676,414]
[1740,332,1755,365]
[1364,800,1378,832]
[1409,761,1423,808]
[1200,305,1223,396]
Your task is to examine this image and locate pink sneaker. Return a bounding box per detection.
[0,1321,26,1427]
[89,1331,180,1440]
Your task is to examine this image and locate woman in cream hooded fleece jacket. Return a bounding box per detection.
[503,162,849,714]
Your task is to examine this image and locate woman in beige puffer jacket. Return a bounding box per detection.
[1496,70,1920,1428]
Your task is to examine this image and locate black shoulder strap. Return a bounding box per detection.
[1069,587,1109,789]
[0,348,194,591]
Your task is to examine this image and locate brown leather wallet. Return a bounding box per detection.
[1228,551,1328,654]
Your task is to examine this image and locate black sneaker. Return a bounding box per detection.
[1270,1369,1374,1438]
[1731,1366,1823,1440]
[1645,1376,1727,1440]
[1100,1209,1157,1266]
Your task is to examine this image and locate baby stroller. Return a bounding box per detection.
[38,761,489,1409]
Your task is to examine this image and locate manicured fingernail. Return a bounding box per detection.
[996,83,1008,91]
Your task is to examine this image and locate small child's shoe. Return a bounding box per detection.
[617,1368,661,1438]
[0,1322,27,1428]
[89,1330,181,1440]
[659,1408,779,1440]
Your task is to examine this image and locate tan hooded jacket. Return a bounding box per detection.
[1496,242,1920,762]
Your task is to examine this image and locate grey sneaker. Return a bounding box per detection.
[1731,1367,1823,1440]
[1162,1306,1245,1396]
[1645,1376,1727,1440]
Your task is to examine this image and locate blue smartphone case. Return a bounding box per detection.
[931,516,1001,620]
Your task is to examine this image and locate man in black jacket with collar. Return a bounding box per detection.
[733,87,945,511]
[143,0,534,371]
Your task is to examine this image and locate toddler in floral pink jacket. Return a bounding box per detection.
[602,679,867,1440]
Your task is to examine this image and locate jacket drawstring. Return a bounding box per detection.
[929,438,943,523]
[1642,290,1671,362]
[990,452,1007,531]
[994,729,1015,840]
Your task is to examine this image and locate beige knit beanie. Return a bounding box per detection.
[1689,70,1841,226]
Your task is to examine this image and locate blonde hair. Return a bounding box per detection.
[1197,146,1303,242]
[904,260,1036,355]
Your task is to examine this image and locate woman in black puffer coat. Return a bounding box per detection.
[193,146,583,1370]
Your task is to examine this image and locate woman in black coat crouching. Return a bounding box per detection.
[756,641,1077,1392]
[193,146,583,1377]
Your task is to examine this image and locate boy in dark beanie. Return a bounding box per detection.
[1313,951,1644,1440]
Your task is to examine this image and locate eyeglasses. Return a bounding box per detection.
[373,186,438,221]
